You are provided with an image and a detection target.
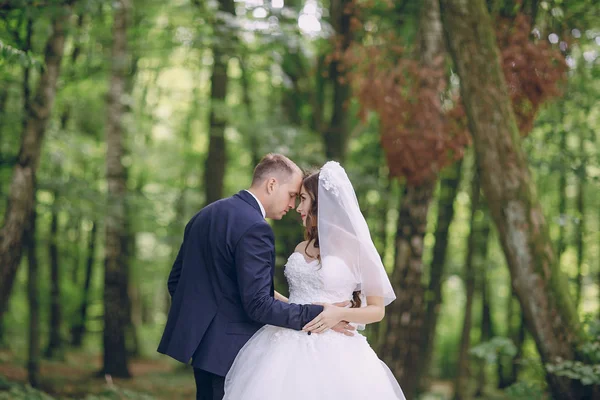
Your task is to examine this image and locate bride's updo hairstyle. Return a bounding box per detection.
[302,171,362,309]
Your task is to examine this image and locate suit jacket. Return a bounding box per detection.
[157,190,323,376]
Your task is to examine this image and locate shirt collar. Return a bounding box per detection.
[244,190,266,219]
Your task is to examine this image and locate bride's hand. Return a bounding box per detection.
[302,301,349,334]
[331,321,356,336]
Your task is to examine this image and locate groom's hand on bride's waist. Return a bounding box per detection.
[302,301,354,336]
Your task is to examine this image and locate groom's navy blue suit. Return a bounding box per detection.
[158,190,323,398]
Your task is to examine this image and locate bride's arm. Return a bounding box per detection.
[275,290,289,303]
[302,296,385,333]
[338,296,384,325]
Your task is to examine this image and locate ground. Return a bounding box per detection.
[0,348,195,399]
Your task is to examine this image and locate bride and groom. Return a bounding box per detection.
[158,154,405,400]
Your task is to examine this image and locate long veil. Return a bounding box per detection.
[318,161,396,306]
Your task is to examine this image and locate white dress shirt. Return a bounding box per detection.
[244,190,266,219]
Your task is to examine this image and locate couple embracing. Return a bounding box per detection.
[158,154,406,400]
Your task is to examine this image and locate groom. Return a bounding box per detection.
[158,154,351,400]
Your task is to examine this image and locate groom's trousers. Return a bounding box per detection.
[194,368,225,400]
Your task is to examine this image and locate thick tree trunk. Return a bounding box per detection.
[0,5,70,319]
[455,171,481,400]
[72,220,97,347]
[203,0,235,205]
[420,159,463,385]
[439,0,588,397]
[103,0,131,378]
[45,193,64,359]
[324,0,352,162]
[380,1,444,396]
[380,180,436,397]
[26,210,40,388]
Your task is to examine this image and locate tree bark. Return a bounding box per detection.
[454,170,481,400]
[510,308,526,385]
[439,0,588,397]
[72,220,97,347]
[26,210,40,388]
[324,0,352,162]
[475,225,493,397]
[203,0,235,205]
[45,192,64,359]
[558,121,567,260]
[380,180,436,397]
[380,1,445,396]
[103,0,131,378]
[0,4,71,319]
[70,218,82,283]
[420,159,463,385]
[574,131,585,310]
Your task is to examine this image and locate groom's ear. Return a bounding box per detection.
[266,177,277,194]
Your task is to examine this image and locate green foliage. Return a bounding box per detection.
[469,336,518,364]
[0,378,54,400]
[83,386,154,400]
[546,359,600,386]
[546,317,600,386]
[0,40,41,68]
[504,380,546,400]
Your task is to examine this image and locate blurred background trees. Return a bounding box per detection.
[0,0,599,398]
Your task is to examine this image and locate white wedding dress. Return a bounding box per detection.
[223,252,406,400]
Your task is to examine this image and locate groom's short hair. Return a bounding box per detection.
[251,154,301,186]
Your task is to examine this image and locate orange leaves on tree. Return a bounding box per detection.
[497,14,567,135]
[340,12,566,183]
[343,39,470,184]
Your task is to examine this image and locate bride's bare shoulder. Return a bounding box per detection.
[294,241,309,253]
[294,240,320,259]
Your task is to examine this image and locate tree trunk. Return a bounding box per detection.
[103,0,131,378]
[510,309,526,385]
[0,5,71,319]
[420,159,463,385]
[558,124,567,260]
[380,1,444,396]
[455,170,481,400]
[26,210,40,388]
[475,224,493,397]
[203,0,235,205]
[380,180,436,397]
[239,55,261,167]
[70,218,82,283]
[498,293,515,389]
[45,192,64,359]
[324,0,352,162]
[439,0,588,397]
[72,220,97,347]
[574,132,585,310]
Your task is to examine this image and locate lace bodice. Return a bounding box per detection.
[284,252,358,305]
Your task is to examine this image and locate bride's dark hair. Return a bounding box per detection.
[302,171,362,309]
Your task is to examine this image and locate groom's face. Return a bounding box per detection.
[266,172,303,220]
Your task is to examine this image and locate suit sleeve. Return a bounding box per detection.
[235,222,323,330]
[167,216,195,297]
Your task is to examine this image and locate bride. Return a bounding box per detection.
[223,161,406,400]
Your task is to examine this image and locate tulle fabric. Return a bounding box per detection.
[224,326,405,400]
[318,162,396,305]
